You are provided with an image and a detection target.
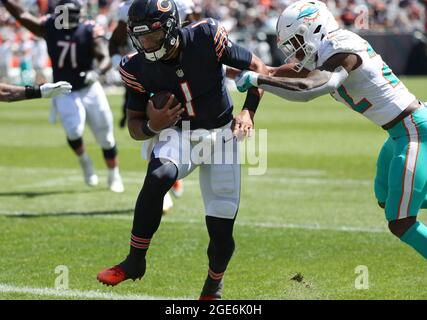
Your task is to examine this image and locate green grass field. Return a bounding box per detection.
[0,78,426,300]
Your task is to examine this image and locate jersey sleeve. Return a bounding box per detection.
[203,19,253,70]
[317,30,367,67]
[119,54,150,112]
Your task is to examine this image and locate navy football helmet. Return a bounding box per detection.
[128,0,181,61]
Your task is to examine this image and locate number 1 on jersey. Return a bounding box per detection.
[180,82,196,117]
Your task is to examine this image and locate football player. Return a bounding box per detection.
[236,0,427,259]
[2,0,124,192]
[108,0,198,207]
[97,0,268,299]
[0,81,71,102]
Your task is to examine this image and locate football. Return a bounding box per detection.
[151,91,180,109]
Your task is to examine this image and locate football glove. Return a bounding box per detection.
[235,71,259,93]
[84,70,100,85]
[40,81,72,98]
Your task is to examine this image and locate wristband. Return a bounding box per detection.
[141,120,160,137]
[25,85,42,99]
[242,91,261,113]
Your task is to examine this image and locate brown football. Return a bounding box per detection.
[151,91,180,109]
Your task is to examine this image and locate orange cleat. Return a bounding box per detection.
[97,265,128,286]
[97,258,146,286]
[171,179,184,198]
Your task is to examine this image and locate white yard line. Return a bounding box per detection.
[0,211,386,233]
[0,283,187,300]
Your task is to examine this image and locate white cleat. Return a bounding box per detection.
[108,168,125,193]
[79,155,98,187]
[163,192,174,214]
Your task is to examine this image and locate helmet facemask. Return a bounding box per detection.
[129,18,179,62]
[278,25,318,72]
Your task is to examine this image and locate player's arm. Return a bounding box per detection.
[85,26,112,85]
[127,97,184,141]
[121,64,184,140]
[1,0,45,37]
[0,82,72,102]
[235,53,361,102]
[109,20,128,56]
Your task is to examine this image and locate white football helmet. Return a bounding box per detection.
[276,0,339,71]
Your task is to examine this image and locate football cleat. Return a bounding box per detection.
[79,156,98,187]
[199,277,224,300]
[162,192,174,214]
[170,179,184,198]
[97,265,127,286]
[97,258,146,286]
[108,168,124,193]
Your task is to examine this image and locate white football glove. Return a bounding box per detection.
[84,70,100,85]
[235,70,259,93]
[40,81,72,98]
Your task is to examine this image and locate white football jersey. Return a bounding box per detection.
[317,29,416,126]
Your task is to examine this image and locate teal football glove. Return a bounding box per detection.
[235,71,259,92]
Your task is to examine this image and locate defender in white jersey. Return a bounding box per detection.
[236,0,427,260]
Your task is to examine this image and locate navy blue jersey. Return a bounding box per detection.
[43,16,104,91]
[120,18,252,130]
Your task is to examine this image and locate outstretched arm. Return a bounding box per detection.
[109,21,128,56]
[0,82,72,102]
[233,54,268,137]
[93,37,112,75]
[1,0,45,37]
[236,53,361,102]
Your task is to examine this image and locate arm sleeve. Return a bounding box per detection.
[207,19,252,70]
[125,87,149,112]
[119,55,150,112]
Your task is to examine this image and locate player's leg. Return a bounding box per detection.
[97,128,197,285]
[385,112,427,259]
[198,134,240,300]
[83,82,124,192]
[374,137,394,208]
[53,93,98,186]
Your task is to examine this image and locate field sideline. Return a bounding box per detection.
[0,77,426,300]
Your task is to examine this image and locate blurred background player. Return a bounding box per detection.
[0,80,71,102]
[1,0,124,193]
[97,0,268,299]
[236,0,427,260]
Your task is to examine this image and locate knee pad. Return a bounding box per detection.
[145,158,178,193]
[204,165,240,219]
[67,137,83,151]
[103,146,118,160]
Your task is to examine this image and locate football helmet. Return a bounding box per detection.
[128,0,181,62]
[276,0,339,71]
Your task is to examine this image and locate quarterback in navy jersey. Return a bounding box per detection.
[2,0,124,193]
[97,0,268,300]
[120,17,253,130]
